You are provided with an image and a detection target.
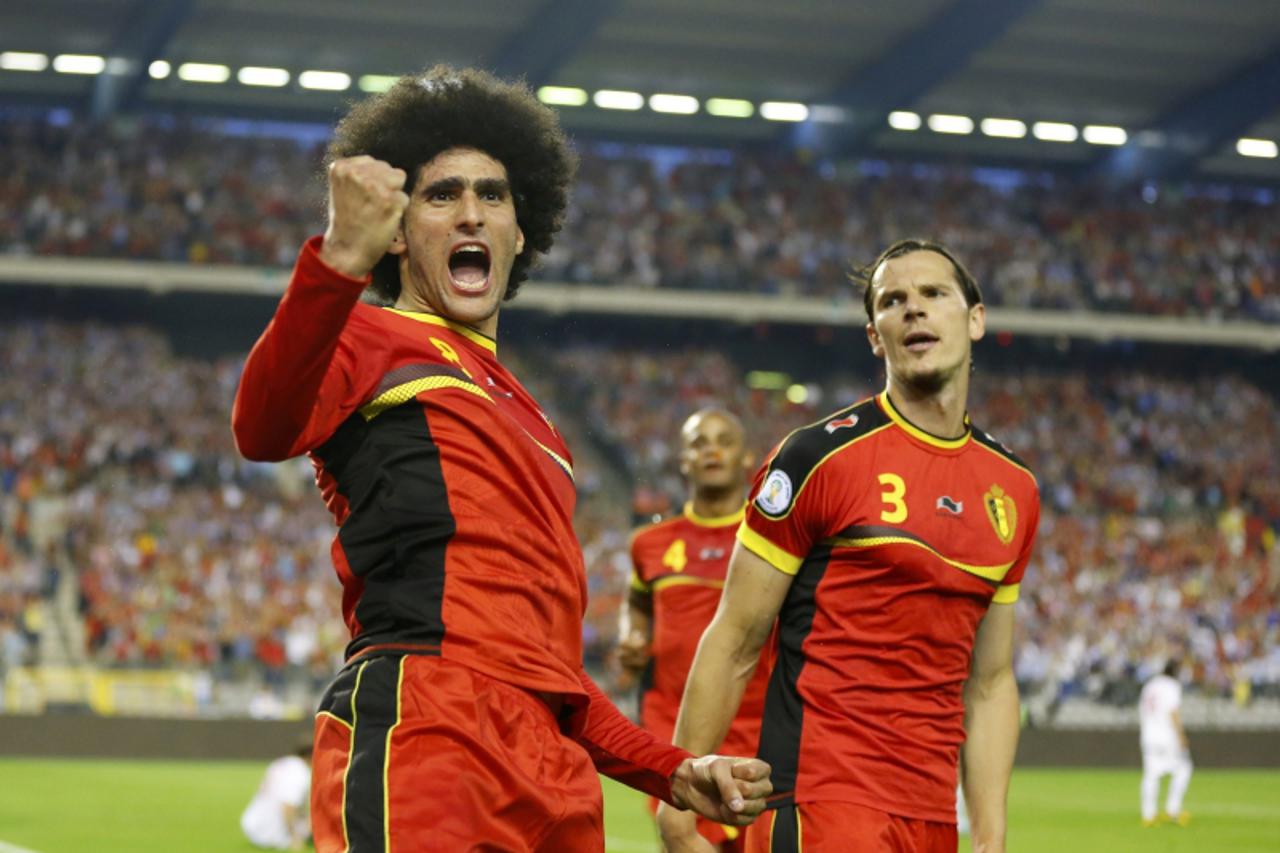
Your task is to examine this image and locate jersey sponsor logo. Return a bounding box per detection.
[484,376,514,399]
[755,469,794,516]
[986,430,1015,456]
[824,413,860,434]
[983,484,1017,544]
[698,547,727,561]
[936,495,964,515]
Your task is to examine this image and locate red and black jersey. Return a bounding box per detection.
[233,237,688,798]
[738,392,1040,823]
[630,504,770,757]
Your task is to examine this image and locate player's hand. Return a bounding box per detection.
[655,801,715,853]
[320,155,410,279]
[617,629,651,672]
[669,754,771,826]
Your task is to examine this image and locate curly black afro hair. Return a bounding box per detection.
[327,65,577,302]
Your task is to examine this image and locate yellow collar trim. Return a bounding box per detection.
[384,309,497,354]
[683,502,746,528]
[879,391,971,450]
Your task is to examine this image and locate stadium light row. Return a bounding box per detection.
[888,109,1279,159]
[538,85,809,122]
[0,51,388,94]
[2,49,1278,160]
[895,110,1126,146]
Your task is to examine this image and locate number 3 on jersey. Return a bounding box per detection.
[662,539,688,573]
[878,473,908,523]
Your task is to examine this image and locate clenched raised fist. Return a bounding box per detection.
[319,155,410,279]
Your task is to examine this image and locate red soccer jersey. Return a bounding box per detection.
[233,238,688,798]
[737,392,1039,822]
[630,504,771,757]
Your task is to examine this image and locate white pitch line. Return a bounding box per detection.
[0,840,42,853]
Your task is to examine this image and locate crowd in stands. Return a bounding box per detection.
[3,317,1276,715]
[0,321,347,687]
[0,117,319,268]
[2,115,1278,321]
[0,545,46,675]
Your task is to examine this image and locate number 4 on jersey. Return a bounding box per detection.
[662,539,688,573]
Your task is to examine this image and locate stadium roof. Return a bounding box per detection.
[3,0,1279,180]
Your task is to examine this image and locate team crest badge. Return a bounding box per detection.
[983,485,1017,545]
[755,470,794,516]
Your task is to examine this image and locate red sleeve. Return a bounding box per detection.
[231,236,372,461]
[736,444,840,576]
[566,670,691,803]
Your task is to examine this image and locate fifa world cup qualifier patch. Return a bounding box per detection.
[755,469,794,517]
[983,484,1017,545]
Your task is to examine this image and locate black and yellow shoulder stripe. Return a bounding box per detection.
[358,363,492,421]
[970,426,1037,484]
[754,397,889,521]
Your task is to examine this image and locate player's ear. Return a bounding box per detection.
[968,302,986,343]
[515,224,525,256]
[741,450,756,473]
[388,221,407,256]
[866,322,885,359]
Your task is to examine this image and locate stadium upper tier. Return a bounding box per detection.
[1,117,1277,323]
[0,319,1276,715]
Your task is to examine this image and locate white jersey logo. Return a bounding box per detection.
[755,469,794,516]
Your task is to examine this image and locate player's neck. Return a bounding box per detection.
[885,372,969,439]
[393,293,501,339]
[687,489,744,522]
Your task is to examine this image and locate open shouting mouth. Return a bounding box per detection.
[448,243,492,293]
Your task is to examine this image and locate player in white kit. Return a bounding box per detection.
[1139,660,1192,826]
[241,740,312,849]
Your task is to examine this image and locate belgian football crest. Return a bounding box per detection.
[983,485,1017,545]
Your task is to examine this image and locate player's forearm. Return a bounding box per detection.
[569,669,692,802]
[961,666,1020,851]
[620,600,652,647]
[232,235,364,461]
[672,615,766,756]
[1172,710,1189,750]
[616,601,653,679]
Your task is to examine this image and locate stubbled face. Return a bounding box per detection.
[865,250,985,393]
[679,411,751,493]
[390,147,524,335]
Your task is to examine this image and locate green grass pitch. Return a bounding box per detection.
[0,760,1275,851]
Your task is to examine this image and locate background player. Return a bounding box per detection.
[619,408,773,851]
[240,737,312,851]
[1139,660,1193,827]
[232,65,769,851]
[659,239,1040,853]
